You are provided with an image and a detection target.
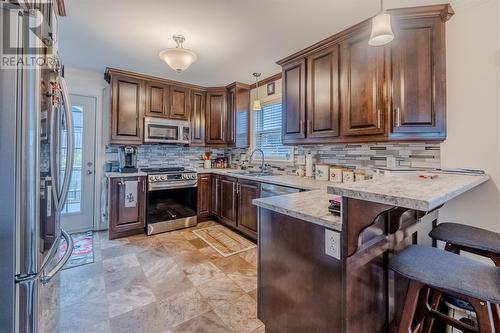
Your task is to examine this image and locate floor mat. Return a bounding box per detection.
[59,231,94,270]
[193,225,256,257]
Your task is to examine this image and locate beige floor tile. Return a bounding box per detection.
[149,264,195,301]
[212,254,254,274]
[199,246,223,260]
[107,284,156,318]
[57,297,110,332]
[184,262,225,286]
[101,242,142,259]
[157,287,211,328]
[109,302,168,333]
[189,237,209,249]
[250,325,266,333]
[213,294,263,333]
[196,276,246,308]
[247,289,258,301]
[170,310,231,333]
[239,248,258,266]
[227,268,257,292]
[58,275,106,306]
[103,265,149,292]
[102,253,140,273]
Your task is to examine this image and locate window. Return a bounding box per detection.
[253,101,293,161]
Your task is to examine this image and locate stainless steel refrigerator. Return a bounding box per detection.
[0,2,75,332]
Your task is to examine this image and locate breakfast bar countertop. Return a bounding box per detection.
[327,173,490,211]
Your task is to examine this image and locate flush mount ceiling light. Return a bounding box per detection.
[159,35,198,72]
[368,0,394,46]
[252,73,262,111]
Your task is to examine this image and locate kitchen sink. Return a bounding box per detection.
[227,170,273,177]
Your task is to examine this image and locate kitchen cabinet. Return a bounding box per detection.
[390,15,446,139]
[282,59,307,144]
[145,81,170,118]
[109,73,145,145]
[190,90,206,145]
[197,173,211,219]
[276,4,453,144]
[237,179,260,239]
[306,44,341,141]
[169,85,190,121]
[206,89,227,145]
[226,82,251,148]
[211,174,221,217]
[219,176,238,227]
[340,26,386,137]
[108,176,146,239]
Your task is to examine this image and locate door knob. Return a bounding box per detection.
[86,170,93,175]
[87,162,93,167]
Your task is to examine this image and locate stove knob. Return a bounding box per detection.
[150,176,156,182]
[161,175,167,180]
[191,174,196,179]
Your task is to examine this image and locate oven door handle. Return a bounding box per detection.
[148,181,197,191]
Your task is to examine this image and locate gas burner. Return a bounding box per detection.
[141,167,186,174]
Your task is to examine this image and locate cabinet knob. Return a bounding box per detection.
[377,109,381,129]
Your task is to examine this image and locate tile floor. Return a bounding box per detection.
[40,221,264,333]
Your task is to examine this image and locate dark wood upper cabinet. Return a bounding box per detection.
[110,74,145,145]
[390,16,446,139]
[219,176,237,227]
[237,179,260,239]
[190,90,206,145]
[282,59,307,144]
[169,85,190,121]
[108,176,146,239]
[197,173,211,218]
[226,83,251,148]
[340,26,386,137]
[206,89,227,145]
[145,81,169,118]
[307,45,341,140]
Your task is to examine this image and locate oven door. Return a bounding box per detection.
[146,183,198,235]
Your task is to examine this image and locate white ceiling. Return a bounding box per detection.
[59,0,449,86]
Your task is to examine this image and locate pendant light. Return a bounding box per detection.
[368,0,394,46]
[159,35,198,72]
[252,73,262,111]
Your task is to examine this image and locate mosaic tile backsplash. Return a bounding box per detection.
[106,142,440,174]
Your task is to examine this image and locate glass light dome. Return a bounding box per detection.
[159,35,198,72]
[368,13,394,46]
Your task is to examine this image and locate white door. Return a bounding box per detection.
[61,94,97,232]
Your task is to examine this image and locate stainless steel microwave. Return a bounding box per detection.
[144,117,190,144]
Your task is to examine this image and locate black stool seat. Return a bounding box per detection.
[389,245,500,304]
[429,222,500,254]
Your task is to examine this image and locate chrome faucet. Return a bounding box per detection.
[250,148,265,172]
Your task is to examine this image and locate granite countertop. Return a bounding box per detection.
[200,169,331,190]
[328,173,490,211]
[105,171,147,178]
[253,190,342,231]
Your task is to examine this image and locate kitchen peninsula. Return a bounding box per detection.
[253,172,490,333]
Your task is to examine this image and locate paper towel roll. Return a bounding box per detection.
[305,153,313,178]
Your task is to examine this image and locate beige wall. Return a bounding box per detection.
[440,0,500,232]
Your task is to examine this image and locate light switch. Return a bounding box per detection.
[325,229,341,259]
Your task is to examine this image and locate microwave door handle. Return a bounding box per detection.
[55,76,74,212]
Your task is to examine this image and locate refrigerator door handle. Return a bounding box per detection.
[40,229,73,284]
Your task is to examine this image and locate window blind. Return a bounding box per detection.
[253,102,292,160]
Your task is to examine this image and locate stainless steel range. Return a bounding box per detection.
[142,167,198,235]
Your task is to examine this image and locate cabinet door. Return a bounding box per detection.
[226,87,236,145]
[306,45,340,140]
[190,90,206,145]
[211,175,221,216]
[169,85,190,120]
[282,59,307,143]
[145,81,169,118]
[109,177,146,239]
[390,16,446,138]
[237,179,260,240]
[197,174,211,218]
[110,75,145,144]
[206,91,227,145]
[340,27,386,136]
[219,176,237,227]
[235,86,250,148]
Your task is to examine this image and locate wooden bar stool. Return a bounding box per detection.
[390,245,500,333]
[429,222,500,266]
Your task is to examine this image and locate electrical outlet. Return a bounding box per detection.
[325,229,341,259]
[297,155,306,165]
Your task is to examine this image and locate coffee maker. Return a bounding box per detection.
[119,146,138,173]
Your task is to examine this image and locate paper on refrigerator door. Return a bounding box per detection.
[124,181,138,208]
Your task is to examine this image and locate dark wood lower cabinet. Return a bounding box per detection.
[108,176,146,240]
[219,176,238,227]
[197,174,211,219]
[211,174,221,217]
[237,179,260,239]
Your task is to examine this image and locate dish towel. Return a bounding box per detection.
[124,180,138,208]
